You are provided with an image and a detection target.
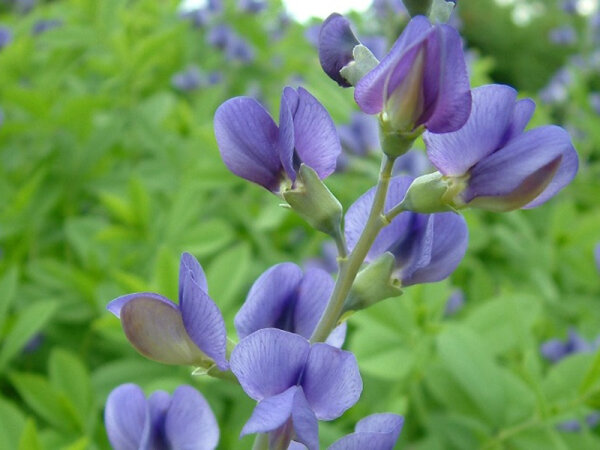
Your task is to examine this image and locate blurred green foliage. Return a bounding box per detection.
[0,0,599,449]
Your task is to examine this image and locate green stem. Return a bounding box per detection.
[310,154,396,343]
[333,223,348,259]
[252,433,269,450]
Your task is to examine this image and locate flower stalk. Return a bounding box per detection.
[310,153,396,343]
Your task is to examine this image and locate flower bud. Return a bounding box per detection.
[401,171,456,213]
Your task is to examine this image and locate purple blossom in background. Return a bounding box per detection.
[230,328,362,449]
[589,93,600,115]
[270,12,292,41]
[444,289,465,316]
[595,242,600,273]
[329,413,404,450]
[0,26,13,50]
[238,0,267,14]
[105,384,219,450]
[338,112,380,156]
[0,107,4,127]
[392,149,431,177]
[540,328,598,363]
[355,16,471,134]
[304,24,321,47]
[31,19,62,35]
[171,67,222,92]
[235,263,346,347]
[425,84,578,211]
[557,412,600,433]
[15,0,37,14]
[304,241,339,275]
[361,35,388,61]
[207,24,254,63]
[371,0,407,19]
[345,176,469,286]
[539,67,572,104]
[561,0,578,14]
[180,0,222,27]
[214,86,341,192]
[549,26,577,45]
[107,253,229,370]
[23,333,44,353]
[172,66,203,91]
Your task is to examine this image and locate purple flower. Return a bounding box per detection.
[171,67,222,92]
[105,384,219,450]
[561,0,578,14]
[304,24,321,47]
[171,66,203,91]
[444,289,464,316]
[425,84,578,211]
[318,14,361,87]
[0,26,13,50]
[556,412,600,433]
[392,149,431,177]
[595,243,600,273]
[345,176,468,286]
[238,0,267,13]
[225,35,255,63]
[230,328,362,450]
[107,253,228,370]
[539,68,572,104]
[329,413,404,450]
[31,19,62,35]
[338,112,380,156]
[214,86,341,192]
[372,0,407,19]
[589,93,600,115]
[304,242,339,275]
[549,26,577,45]
[0,107,4,127]
[207,24,255,63]
[355,16,471,134]
[541,328,596,363]
[235,263,346,347]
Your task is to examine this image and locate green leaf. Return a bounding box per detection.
[0,267,19,329]
[9,372,78,432]
[49,349,94,423]
[436,325,505,426]
[0,301,58,372]
[579,349,600,396]
[206,243,251,314]
[17,419,42,450]
[0,397,26,449]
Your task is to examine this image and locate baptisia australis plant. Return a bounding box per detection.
[105,3,579,449]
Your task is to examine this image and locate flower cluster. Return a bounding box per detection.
[104,4,579,449]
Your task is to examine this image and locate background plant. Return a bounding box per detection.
[0,0,599,449]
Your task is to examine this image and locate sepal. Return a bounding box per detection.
[344,253,403,313]
[283,164,343,237]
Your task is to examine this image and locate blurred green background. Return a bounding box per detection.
[1,0,599,448]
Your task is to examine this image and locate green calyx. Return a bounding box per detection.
[343,252,403,314]
[282,164,343,238]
